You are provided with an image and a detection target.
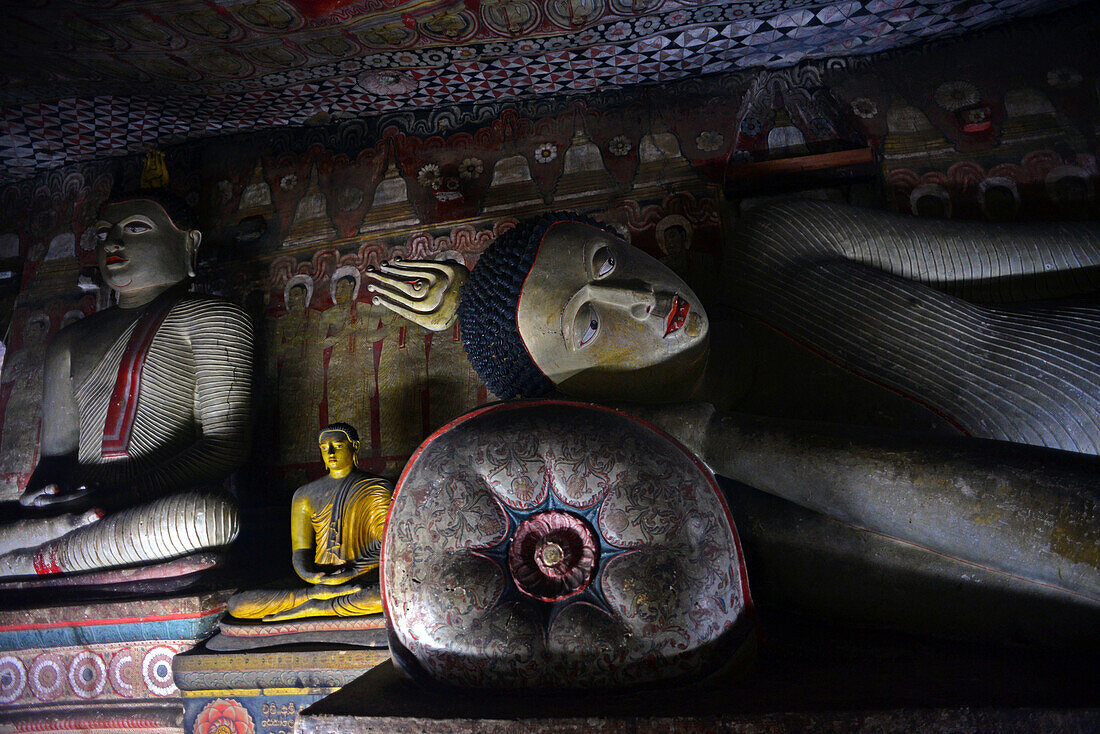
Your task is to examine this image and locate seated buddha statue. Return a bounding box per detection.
[364,204,1100,631]
[0,190,252,579]
[227,423,392,622]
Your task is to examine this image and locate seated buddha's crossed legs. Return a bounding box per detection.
[228,583,383,622]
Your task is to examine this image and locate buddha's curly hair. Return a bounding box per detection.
[319,422,360,443]
[103,188,199,231]
[457,211,613,400]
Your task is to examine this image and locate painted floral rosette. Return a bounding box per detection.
[382,400,755,690]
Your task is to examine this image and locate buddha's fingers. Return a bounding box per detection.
[389,258,467,282]
[368,283,436,313]
[378,261,440,287]
[371,290,459,331]
[18,485,50,507]
[366,272,427,299]
[308,584,361,601]
[23,484,93,508]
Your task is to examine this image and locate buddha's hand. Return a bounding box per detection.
[20,456,99,509]
[307,583,361,601]
[314,558,378,585]
[366,258,468,331]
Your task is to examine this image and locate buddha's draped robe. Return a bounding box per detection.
[228,470,392,619]
[0,288,250,576]
[731,200,1100,455]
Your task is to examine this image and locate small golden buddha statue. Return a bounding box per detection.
[227,423,392,622]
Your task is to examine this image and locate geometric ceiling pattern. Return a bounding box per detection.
[0,0,1083,183]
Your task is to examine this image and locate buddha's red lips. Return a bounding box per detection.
[104,254,127,264]
[664,295,690,337]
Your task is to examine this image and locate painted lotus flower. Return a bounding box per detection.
[850,97,878,119]
[417,163,442,189]
[608,135,632,156]
[508,510,598,601]
[534,142,558,164]
[934,80,980,111]
[194,698,255,734]
[695,130,726,152]
[459,157,484,179]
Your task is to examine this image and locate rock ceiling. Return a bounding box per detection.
[0,0,1081,183]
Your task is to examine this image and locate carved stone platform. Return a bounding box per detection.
[207,615,388,652]
[173,642,389,734]
[0,552,224,598]
[0,590,230,733]
[297,612,1099,734]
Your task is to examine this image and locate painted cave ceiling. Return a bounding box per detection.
[0,0,1084,183]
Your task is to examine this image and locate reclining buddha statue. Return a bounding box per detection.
[0,190,253,579]
[365,202,1100,636]
[227,422,392,622]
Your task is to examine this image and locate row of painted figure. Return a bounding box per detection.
[0,190,1096,660]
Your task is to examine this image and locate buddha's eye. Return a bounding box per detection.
[124,221,151,235]
[574,303,599,349]
[593,246,615,279]
[95,228,109,241]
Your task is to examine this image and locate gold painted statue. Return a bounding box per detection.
[228,423,392,621]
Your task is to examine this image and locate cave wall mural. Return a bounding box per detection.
[0,8,1096,502]
[1,0,1087,182]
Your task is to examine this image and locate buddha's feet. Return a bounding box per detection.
[0,491,238,577]
[0,509,103,555]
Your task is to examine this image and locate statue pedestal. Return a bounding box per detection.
[297,612,1099,733]
[208,615,387,651]
[0,590,230,733]
[0,552,224,597]
[173,643,388,734]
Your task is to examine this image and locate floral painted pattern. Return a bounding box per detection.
[383,401,752,689]
[194,698,256,734]
[695,130,726,151]
[608,135,633,156]
[534,142,558,164]
[459,157,484,179]
[417,163,442,189]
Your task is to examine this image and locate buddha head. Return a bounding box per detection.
[318,422,360,478]
[285,274,313,314]
[457,213,709,402]
[94,190,200,298]
[331,267,360,307]
[23,313,50,346]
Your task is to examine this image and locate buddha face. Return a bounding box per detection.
[288,284,308,311]
[334,276,354,305]
[516,222,709,402]
[94,199,199,297]
[319,429,359,478]
[24,317,48,346]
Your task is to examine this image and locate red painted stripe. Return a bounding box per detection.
[31,548,61,575]
[101,295,175,458]
[371,339,383,454]
[0,604,226,632]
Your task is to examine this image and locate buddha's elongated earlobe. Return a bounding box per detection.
[186,230,201,277]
